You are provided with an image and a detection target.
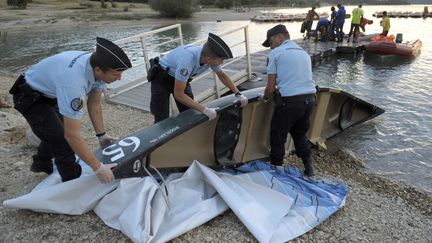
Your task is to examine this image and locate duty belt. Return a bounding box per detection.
[281,93,315,102]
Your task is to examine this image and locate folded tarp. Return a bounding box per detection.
[3,160,348,242]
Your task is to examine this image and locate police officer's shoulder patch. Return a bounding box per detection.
[180,68,189,77]
[71,98,84,111]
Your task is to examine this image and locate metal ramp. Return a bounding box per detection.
[105,24,377,112]
[105,24,253,111]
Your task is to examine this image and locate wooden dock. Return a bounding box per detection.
[107,34,377,112]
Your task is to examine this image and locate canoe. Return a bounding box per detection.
[95,87,384,179]
[365,39,422,57]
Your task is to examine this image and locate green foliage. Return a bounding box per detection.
[109,0,117,8]
[297,0,308,7]
[7,0,28,8]
[106,0,148,2]
[215,0,234,9]
[200,0,216,5]
[149,0,198,18]
[100,0,108,8]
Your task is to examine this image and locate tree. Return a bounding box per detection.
[215,0,234,9]
[149,0,198,18]
[200,0,216,5]
[7,0,28,9]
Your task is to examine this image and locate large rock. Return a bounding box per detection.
[26,126,41,146]
[0,111,27,144]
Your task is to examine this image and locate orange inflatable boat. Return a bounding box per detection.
[365,37,422,57]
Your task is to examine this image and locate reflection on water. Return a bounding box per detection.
[314,8,432,193]
[363,52,415,68]
[1,5,431,194]
[0,26,154,74]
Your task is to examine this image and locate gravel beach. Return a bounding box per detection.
[1,70,431,243]
[1,3,432,242]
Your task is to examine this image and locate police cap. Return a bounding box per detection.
[207,33,233,59]
[262,24,289,47]
[95,37,132,71]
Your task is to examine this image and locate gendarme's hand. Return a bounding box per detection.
[97,133,117,148]
[203,107,218,120]
[233,93,248,107]
[95,163,117,183]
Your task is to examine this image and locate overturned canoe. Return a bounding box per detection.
[95,86,384,179]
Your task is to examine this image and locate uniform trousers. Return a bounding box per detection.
[305,20,313,33]
[11,76,81,181]
[150,73,194,123]
[348,23,361,39]
[270,94,316,165]
[334,22,345,41]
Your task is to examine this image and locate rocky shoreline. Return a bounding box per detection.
[1,72,431,242]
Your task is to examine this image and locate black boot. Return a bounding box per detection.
[61,163,82,182]
[303,156,315,177]
[30,155,53,175]
[270,160,283,166]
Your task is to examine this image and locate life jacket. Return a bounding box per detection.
[371,34,395,42]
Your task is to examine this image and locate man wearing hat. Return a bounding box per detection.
[261,24,317,176]
[9,37,132,183]
[149,33,248,123]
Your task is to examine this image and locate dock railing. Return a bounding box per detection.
[104,24,184,98]
[104,24,252,107]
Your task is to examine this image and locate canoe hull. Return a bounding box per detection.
[95,87,384,178]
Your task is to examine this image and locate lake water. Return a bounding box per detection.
[1,5,431,194]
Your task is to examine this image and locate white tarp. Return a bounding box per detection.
[3,160,348,243]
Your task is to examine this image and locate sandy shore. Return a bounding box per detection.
[1,3,432,242]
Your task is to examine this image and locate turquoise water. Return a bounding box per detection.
[1,5,431,194]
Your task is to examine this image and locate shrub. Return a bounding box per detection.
[200,0,216,5]
[80,1,96,8]
[215,0,234,9]
[100,0,108,8]
[7,0,28,9]
[110,0,117,8]
[149,0,198,18]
